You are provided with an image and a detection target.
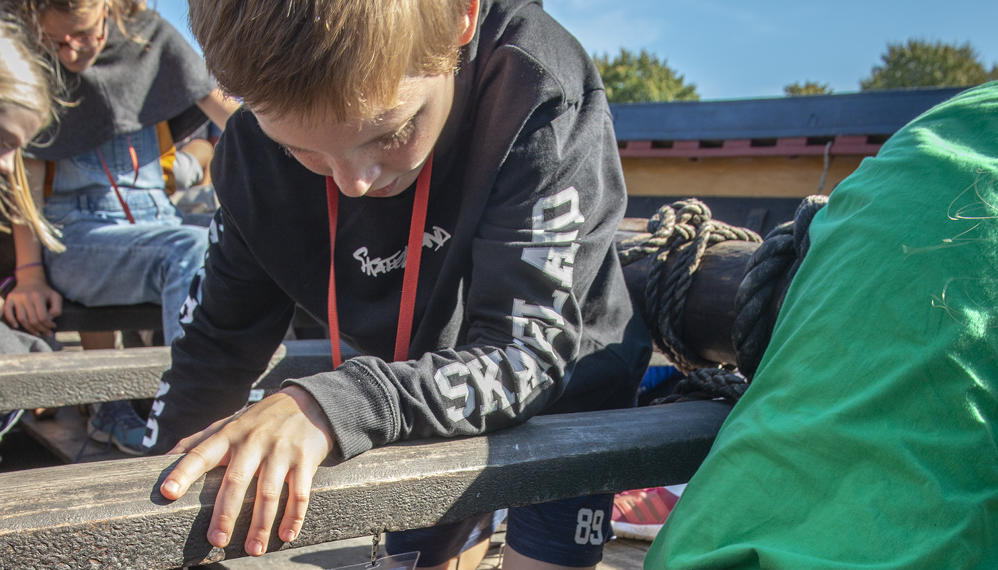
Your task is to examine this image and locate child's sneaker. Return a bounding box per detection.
[1,409,24,445]
[89,401,147,455]
[610,486,682,541]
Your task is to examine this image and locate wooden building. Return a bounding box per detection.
[613,86,966,234]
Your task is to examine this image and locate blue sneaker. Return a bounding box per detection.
[1,410,24,445]
[89,401,147,455]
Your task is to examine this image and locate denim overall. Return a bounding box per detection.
[42,125,208,344]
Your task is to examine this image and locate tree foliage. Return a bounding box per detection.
[860,39,998,90]
[593,48,699,103]
[784,81,833,96]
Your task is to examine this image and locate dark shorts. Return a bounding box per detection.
[385,494,614,567]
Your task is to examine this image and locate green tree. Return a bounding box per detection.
[593,48,699,103]
[784,81,833,96]
[861,39,997,90]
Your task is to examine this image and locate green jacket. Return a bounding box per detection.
[648,82,998,569]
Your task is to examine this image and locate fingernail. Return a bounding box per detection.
[282,529,295,542]
[210,530,228,547]
[247,540,263,556]
[161,480,179,496]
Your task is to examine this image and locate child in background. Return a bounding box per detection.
[170,122,223,225]
[0,11,63,450]
[3,0,236,454]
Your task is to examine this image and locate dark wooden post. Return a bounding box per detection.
[619,219,760,367]
[680,240,759,365]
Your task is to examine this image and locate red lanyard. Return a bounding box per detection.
[325,154,433,367]
[96,135,141,224]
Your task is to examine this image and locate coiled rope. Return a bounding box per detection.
[618,199,761,373]
[732,195,828,379]
[618,195,828,402]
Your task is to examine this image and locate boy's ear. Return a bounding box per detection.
[457,0,480,47]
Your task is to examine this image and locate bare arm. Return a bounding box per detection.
[196,88,240,131]
[4,157,62,335]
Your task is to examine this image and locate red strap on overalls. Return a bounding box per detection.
[96,135,141,224]
[325,155,433,367]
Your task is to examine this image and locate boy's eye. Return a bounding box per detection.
[279,144,312,159]
[379,117,416,150]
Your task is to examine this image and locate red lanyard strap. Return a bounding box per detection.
[325,154,433,367]
[96,140,139,224]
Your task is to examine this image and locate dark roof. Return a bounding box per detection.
[610,87,968,141]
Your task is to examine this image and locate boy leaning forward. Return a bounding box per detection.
[146,0,651,567]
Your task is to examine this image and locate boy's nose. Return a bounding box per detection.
[330,158,381,198]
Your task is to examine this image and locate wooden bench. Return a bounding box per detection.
[0,339,331,412]
[54,300,326,335]
[0,339,336,463]
[0,401,729,568]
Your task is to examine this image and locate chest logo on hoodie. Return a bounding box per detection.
[352,225,452,277]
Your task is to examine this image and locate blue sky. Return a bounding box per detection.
[154,0,998,101]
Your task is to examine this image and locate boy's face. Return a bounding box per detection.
[254,73,456,198]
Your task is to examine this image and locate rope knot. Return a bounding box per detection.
[618,199,761,375]
[623,195,829,404]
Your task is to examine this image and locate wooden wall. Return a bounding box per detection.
[621,154,865,199]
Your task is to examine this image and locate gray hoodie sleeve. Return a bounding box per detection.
[144,207,298,453]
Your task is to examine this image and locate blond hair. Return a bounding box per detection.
[189,0,471,121]
[0,15,63,251]
[12,0,146,37]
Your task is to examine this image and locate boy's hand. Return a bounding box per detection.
[3,271,62,337]
[159,386,335,557]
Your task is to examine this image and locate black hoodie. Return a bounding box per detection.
[145,0,651,459]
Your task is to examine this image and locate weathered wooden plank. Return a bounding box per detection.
[0,340,333,411]
[53,303,327,334]
[54,301,164,332]
[0,401,729,569]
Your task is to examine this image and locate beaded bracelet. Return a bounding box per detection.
[13,261,42,273]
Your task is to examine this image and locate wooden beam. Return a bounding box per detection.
[620,233,759,367]
[54,301,164,332]
[0,340,333,411]
[681,240,759,364]
[0,401,730,568]
[52,302,326,334]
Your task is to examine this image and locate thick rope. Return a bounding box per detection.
[652,367,749,404]
[732,195,828,380]
[618,199,761,373]
[621,196,828,403]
